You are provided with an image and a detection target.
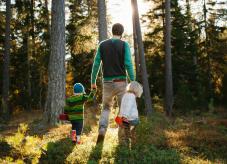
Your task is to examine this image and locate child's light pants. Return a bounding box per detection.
[99,81,127,138]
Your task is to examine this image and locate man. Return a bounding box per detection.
[91,23,135,143]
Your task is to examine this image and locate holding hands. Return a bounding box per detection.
[91,84,97,90]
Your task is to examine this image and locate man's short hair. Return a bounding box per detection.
[112,23,124,36]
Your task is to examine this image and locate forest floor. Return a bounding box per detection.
[0,106,227,164]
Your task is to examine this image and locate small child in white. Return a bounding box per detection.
[115,81,143,145]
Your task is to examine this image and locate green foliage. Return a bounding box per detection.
[1,111,227,163]
[69,51,94,90]
[2,123,42,163]
[115,144,180,164]
[136,114,169,147]
[0,138,12,158]
[40,138,74,164]
[66,0,97,55]
[144,0,227,112]
[175,83,195,113]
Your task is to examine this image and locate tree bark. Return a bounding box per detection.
[131,0,153,115]
[132,8,140,81]
[39,0,51,111]
[45,0,51,45]
[2,0,11,120]
[44,0,66,125]
[97,0,107,42]
[164,0,173,116]
[203,0,213,102]
[26,36,32,111]
[30,0,35,51]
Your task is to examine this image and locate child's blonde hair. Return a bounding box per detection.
[126,81,143,97]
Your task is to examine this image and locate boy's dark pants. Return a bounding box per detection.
[71,120,83,135]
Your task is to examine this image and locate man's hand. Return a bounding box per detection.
[91,84,97,90]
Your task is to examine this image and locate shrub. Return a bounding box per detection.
[6,123,42,163]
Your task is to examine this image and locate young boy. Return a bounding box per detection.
[115,81,143,145]
[59,83,95,144]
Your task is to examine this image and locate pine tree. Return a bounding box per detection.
[97,0,107,41]
[143,0,165,98]
[66,0,97,91]
[2,0,11,120]
[164,0,173,116]
[44,0,66,125]
[131,0,153,115]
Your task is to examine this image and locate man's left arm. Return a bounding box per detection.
[124,42,135,81]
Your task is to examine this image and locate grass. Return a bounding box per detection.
[0,108,227,163]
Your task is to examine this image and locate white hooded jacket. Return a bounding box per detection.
[119,92,138,121]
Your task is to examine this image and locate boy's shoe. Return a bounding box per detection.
[76,140,82,144]
[71,130,77,143]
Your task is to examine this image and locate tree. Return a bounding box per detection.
[164,0,173,116]
[2,0,11,120]
[66,0,97,55]
[44,0,66,125]
[131,0,152,115]
[97,0,107,41]
[66,0,97,92]
[132,1,140,81]
[143,0,166,99]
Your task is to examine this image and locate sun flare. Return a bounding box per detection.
[107,0,151,35]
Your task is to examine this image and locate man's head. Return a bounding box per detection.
[112,23,124,37]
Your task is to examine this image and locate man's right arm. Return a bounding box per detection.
[91,46,101,86]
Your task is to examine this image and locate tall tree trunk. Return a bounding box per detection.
[164,0,173,116]
[203,0,213,103]
[97,0,107,80]
[44,0,66,125]
[39,0,51,110]
[97,0,107,42]
[30,0,35,52]
[25,0,34,111]
[132,8,140,81]
[26,36,32,111]
[45,0,51,45]
[2,0,11,120]
[131,0,153,115]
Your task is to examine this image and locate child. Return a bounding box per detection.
[115,81,143,145]
[59,83,95,144]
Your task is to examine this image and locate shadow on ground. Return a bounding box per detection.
[87,135,104,163]
[0,140,13,159]
[40,137,75,164]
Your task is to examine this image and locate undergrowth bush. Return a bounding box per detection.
[114,144,180,164]
[0,111,226,163]
[2,123,42,163]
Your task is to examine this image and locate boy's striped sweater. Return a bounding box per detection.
[64,91,95,121]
